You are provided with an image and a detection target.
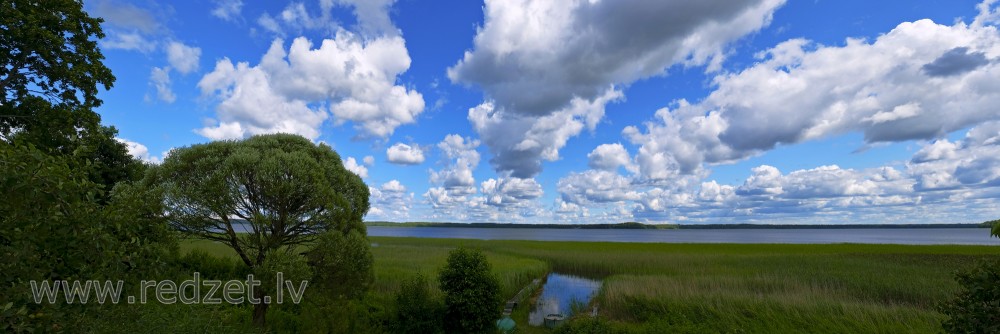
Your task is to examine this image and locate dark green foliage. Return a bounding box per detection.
[306,230,374,299]
[289,294,388,333]
[0,143,174,332]
[554,317,621,334]
[940,259,1000,333]
[175,250,248,281]
[148,133,370,326]
[151,133,369,269]
[1,0,114,109]
[438,248,502,334]
[394,274,444,334]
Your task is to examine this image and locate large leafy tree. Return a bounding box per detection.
[438,248,502,334]
[148,133,370,325]
[1,0,140,200]
[1,0,114,109]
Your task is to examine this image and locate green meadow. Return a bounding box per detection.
[181,236,1000,333]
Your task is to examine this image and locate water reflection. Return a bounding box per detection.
[528,273,601,326]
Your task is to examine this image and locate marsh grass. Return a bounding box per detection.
[182,237,1000,333]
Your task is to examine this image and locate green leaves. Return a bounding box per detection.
[1,0,114,109]
[438,248,502,334]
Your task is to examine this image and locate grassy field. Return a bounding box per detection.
[183,237,1000,333]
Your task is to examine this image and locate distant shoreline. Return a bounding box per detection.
[364,221,993,230]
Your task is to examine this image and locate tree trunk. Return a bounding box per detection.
[252,302,269,327]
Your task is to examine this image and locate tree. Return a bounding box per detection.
[0,143,174,332]
[306,229,374,299]
[394,274,444,334]
[940,259,1000,333]
[147,133,370,326]
[1,0,141,201]
[438,248,502,334]
[1,0,114,109]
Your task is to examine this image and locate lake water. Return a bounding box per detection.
[367,227,1000,245]
[528,273,601,326]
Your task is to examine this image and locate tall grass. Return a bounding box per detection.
[182,237,1000,333]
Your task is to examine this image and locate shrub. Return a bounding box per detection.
[438,248,502,334]
[305,229,374,299]
[940,259,1000,333]
[394,274,444,334]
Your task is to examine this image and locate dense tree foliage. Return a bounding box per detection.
[0,143,175,332]
[940,259,1000,333]
[1,0,114,109]
[147,133,370,325]
[394,274,444,334]
[306,229,374,299]
[1,0,141,201]
[438,248,502,334]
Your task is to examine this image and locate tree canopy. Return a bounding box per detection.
[151,133,370,268]
[1,0,114,109]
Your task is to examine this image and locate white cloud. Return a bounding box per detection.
[386,143,425,165]
[381,179,406,192]
[363,155,375,166]
[587,143,636,173]
[344,157,368,178]
[91,0,162,33]
[101,31,157,53]
[198,32,422,140]
[211,0,243,22]
[368,180,413,221]
[166,42,201,74]
[557,170,641,205]
[480,177,543,207]
[335,0,398,37]
[450,0,784,177]
[149,67,175,103]
[625,16,1000,180]
[468,89,623,177]
[429,134,481,193]
[116,138,161,163]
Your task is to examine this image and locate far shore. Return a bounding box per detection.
[364,221,992,230]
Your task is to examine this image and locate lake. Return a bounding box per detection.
[367,226,1000,245]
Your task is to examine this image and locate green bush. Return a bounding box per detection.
[438,248,502,334]
[940,259,1000,333]
[175,250,248,281]
[306,230,374,300]
[394,274,444,334]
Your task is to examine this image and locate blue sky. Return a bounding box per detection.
[88,0,1000,224]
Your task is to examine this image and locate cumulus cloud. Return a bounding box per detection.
[91,0,163,53]
[368,180,413,221]
[198,33,423,140]
[334,0,399,37]
[166,42,201,74]
[386,143,425,165]
[211,0,243,22]
[450,0,784,177]
[429,135,481,194]
[558,170,641,205]
[116,138,162,163]
[468,89,623,177]
[587,143,636,173]
[363,155,375,166]
[625,16,1000,181]
[343,157,368,178]
[149,67,175,103]
[101,31,157,53]
[480,177,543,207]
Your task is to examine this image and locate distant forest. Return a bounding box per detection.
[364,221,998,229]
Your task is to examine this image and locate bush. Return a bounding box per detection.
[438,248,502,334]
[306,229,374,300]
[940,259,1000,333]
[394,274,444,334]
